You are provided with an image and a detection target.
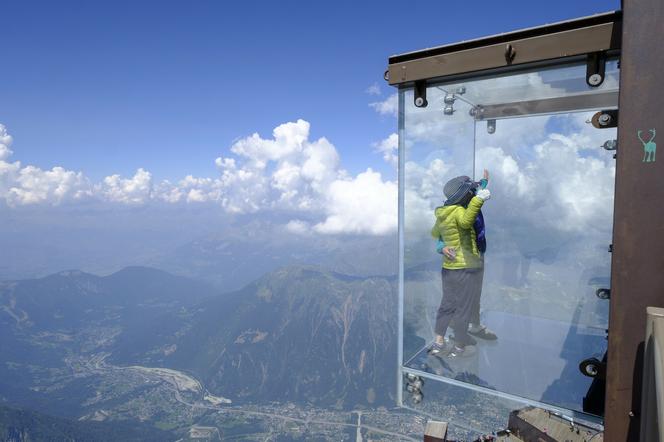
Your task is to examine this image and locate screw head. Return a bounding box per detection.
[444,105,454,115]
[415,97,425,107]
[603,140,617,150]
[585,364,599,376]
[598,114,612,126]
[588,73,603,86]
[444,94,455,105]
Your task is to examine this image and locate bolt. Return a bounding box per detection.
[487,119,496,134]
[415,97,425,107]
[603,140,617,150]
[598,114,612,126]
[588,73,603,86]
[444,105,454,115]
[456,86,466,95]
[444,94,455,105]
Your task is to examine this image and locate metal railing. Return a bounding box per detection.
[641,307,664,442]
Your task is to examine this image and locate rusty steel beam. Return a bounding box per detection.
[605,0,664,440]
[387,12,621,86]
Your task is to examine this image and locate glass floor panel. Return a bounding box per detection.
[404,310,606,413]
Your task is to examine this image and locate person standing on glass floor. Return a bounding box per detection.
[429,170,495,358]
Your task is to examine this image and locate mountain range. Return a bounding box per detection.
[0,264,398,438]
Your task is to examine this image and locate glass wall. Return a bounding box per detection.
[400,60,619,416]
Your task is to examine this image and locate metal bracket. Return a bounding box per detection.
[414,80,428,108]
[580,357,607,380]
[586,52,607,87]
[404,373,424,404]
[602,139,618,151]
[596,288,611,300]
[504,43,516,65]
[591,110,618,129]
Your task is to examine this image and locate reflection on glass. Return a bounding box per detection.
[400,61,618,416]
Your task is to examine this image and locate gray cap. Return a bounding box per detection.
[443,175,477,205]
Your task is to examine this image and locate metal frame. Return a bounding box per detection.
[478,91,619,120]
[401,366,604,427]
[392,2,664,441]
[397,89,406,407]
[391,8,628,436]
[387,12,621,86]
[604,0,664,440]
[640,307,664,442]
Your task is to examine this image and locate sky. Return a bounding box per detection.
[0,0,621,272]
[3,0,619,178]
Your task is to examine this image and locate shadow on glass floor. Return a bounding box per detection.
[404,310,606,413]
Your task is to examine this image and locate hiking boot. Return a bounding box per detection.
[447,344,476,358]
[453,334,477,346]
[468,325,498,340]
[428,341,452,357]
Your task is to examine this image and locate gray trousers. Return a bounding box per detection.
[435,267,484,346]
[469,265,484,326]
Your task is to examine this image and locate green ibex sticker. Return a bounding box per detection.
[638,129,656,163]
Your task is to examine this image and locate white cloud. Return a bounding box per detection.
[285,219,311,235]
[0,126,93,206]
[0,121,398,236]
[6,165,91,206]
[98,168,153,205]
[314,169,397,235]
[374,133,398,168]
[0,124,13,161]
[370,93,398,117]
[365,83,381,96]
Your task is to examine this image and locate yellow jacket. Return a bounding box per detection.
[430,196,484,269]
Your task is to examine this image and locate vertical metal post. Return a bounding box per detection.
[640,307,664,442]
[605,0,664,440]
[397,88,406,407]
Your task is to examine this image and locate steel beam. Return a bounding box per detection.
[478,91,618,119]
[605,0,664,440]
[387,12,621,86]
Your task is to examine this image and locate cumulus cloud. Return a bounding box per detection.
[0,125,93,206]
[370,93,398,117]
[374,133,398,168]
[365,83,381,96]
[0,121,397,236]
[98,168,153,204]
[0,125,13,161]
[314,169,397,235]
[285,219,311,235]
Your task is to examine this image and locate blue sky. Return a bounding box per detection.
[2,0,619,182]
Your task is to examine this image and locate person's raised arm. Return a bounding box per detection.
[457,190,490,229]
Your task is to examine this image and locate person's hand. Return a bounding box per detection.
[483,169,489,181]
[443,247,456,260]
[476,188,491,201]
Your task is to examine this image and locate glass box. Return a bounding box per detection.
[398,59,619,421]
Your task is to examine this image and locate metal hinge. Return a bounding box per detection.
[586,52,607,87]
[592,110,618,129]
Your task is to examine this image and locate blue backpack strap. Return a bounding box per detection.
[474,210,487,253]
